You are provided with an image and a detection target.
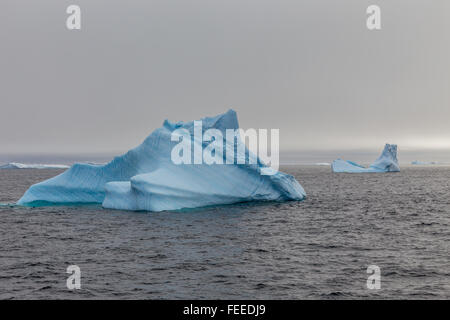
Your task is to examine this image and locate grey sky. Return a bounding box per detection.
[1,0,449,154]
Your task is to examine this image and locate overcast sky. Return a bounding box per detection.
[1,0,449,154]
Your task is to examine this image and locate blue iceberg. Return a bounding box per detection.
[18,110,305,211]
[331,144,400,173]
[411,161,438,165]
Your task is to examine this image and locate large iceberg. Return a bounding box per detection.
[331,144,400,173]
[18,110,305,211]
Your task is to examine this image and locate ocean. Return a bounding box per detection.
[0,166,449,299]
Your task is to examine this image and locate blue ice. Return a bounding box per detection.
[18,110,306,211]
[331,144,400,173]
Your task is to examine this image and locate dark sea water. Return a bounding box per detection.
[0,166,449,299]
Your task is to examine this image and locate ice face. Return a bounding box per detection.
[18,110,306,211]
[331,144,400,173]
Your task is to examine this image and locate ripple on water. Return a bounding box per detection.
[0,166,449,299]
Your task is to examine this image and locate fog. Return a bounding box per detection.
[1,0,449,155]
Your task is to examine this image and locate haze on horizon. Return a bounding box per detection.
[1,0,449,155]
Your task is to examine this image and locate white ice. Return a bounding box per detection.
[0,163,69,169]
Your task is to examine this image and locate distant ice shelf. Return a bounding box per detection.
[0,163,69,169]
[411,161,438,165]
[331,144,400,173]
[18,110,306,211]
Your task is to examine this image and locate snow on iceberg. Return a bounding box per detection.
[331,144,400,173]
[0,163,69,169]
[18,110,305,211]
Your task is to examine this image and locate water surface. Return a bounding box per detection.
[0,166,449,299]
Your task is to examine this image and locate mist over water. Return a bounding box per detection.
[1,167,448,299]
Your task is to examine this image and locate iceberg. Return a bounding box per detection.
[411,161,437,165]
[18,110,306,211]
[331,144,400,173]
[0,163,69,169]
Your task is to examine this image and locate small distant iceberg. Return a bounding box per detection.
[332,144,400,173]
[315,162,330,166]
[411,161,437,165]
[18,110,306,211]
[0,163,69,169]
